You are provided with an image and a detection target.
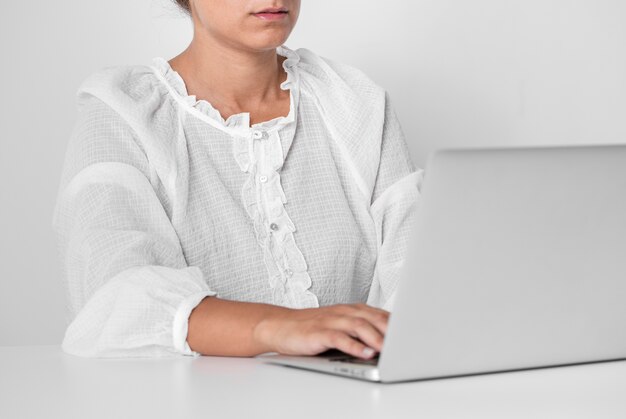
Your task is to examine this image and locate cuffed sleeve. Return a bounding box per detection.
[366,91,424,311]
[173,291,215,355]
[53,95,216,358]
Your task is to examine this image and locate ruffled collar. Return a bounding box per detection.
[150,45,300,134]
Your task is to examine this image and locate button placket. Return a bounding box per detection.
[239,120,319,308]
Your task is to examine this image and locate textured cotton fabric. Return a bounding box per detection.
[52,44,424,358]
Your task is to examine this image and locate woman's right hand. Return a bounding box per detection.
[253,303,390,359]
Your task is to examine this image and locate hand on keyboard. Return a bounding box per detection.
[254,303,388,360]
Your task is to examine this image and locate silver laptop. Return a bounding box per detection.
[258,144,626,383]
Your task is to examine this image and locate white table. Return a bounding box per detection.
[1,345,625,418]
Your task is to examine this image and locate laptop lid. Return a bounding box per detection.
[378,144,626,382]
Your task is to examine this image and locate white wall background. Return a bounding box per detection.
[1,0,625,346]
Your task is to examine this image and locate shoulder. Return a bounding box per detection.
[72,60,178,154]
[294,47,375,82]
[66,65,155,176]
[74,61,161,120]
[289,47,391,200]
[292,47,386,106]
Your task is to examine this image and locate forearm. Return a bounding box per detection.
[187,296,291,356]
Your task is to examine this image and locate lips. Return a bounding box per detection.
[254,7,288,14]
[252,6,289,20]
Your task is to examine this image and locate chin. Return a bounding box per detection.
[245,35,291,51]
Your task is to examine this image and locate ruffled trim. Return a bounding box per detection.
[236,130,319,308]
[149,44,300,133]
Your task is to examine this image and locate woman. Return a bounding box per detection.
[52,0,423,360]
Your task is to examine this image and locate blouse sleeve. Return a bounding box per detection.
[52,94,216,358]
[366,91,424,312]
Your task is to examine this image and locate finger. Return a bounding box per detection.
[347,306,390,337]
[355,302,391,316]
[330,316,384,352]
[323,330,377,359]
[329,304,389,337]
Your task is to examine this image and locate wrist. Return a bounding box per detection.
[253,305,293,354]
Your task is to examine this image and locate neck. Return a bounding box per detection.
[169,34,288,111]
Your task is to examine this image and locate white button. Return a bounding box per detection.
[259,175,268,183]
[252,130,268,140]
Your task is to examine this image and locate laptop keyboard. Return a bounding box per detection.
[328,355,379,366]
[316,349,380,366]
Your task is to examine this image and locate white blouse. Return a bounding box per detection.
[52,44,424,358]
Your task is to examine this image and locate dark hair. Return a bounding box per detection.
[173,0,191,15]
